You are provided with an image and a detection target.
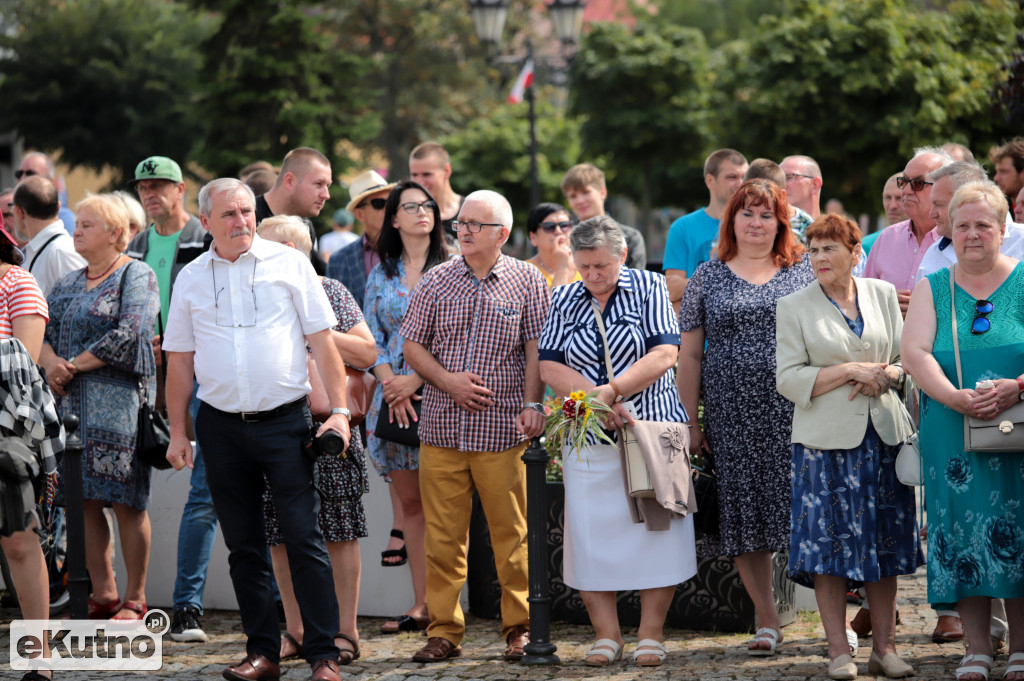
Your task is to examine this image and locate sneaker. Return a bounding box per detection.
[170,606,208,643]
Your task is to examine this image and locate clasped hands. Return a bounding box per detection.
[47,357,78,397]
[958,378,1014,421]
[845,362,894,400]
[381,373,423,429]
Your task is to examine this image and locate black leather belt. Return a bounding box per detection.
[209,397,306,423]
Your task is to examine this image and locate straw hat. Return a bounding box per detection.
[346,170,396,213]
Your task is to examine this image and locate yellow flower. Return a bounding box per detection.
[569,390,587,402]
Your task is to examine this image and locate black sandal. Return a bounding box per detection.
[380,529,407,567]
[280,631,303,660]
[335,632,361,665]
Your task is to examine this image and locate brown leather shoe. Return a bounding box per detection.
[222,653,280,681]
[504,626,530,662]
[932,614,966,642]
[310,658,340,681]
[412,636,462,663]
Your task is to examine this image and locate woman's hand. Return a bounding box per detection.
[387,395,420,429]
[970,378,1018,420]
[598,401,635,431]
[688,425,710,457]
[46,357,77,397]
[845,362,890,399]
[382,373,424,405]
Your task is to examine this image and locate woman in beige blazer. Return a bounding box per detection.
[776,214,922,681]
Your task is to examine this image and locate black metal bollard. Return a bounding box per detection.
[60,414,89,620]
[519,436,559,665]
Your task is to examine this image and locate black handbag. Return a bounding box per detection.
[137,398,172,469]
[374,390,422,447]
[691,455,720,534]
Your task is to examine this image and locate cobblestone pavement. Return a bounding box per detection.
[0,566,997,680]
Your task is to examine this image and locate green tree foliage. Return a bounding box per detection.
[653,0,774,46]
[442,96,593,227]
[186,1,377,180]
[0,0,212,185]
[569,22,712,215]
[714,0,1020,215]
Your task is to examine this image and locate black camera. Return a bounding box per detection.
[304,428,346,458]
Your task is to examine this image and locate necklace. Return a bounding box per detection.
[86,254,121,281]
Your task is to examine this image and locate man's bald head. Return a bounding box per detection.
[13,176,60,220]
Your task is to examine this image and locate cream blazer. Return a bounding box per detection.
[776,277,914,450]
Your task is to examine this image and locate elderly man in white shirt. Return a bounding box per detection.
[915,161,1024,286]
[163,178,351,681]
[11,176,85,295]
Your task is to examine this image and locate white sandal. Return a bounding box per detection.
[957,653,993,681]
[1004,652,1024,679]
[633,639,668,667]
[846,629,859,656]
[747,627,782,656]
[584,638,623,667]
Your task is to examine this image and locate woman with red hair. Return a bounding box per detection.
[677,179,812,657]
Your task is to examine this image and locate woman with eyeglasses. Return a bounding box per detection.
[903,182,1024,681]
[525,203,580,288]
[363,179,450,636]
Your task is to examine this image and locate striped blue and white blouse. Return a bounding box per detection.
[538,267,688,424]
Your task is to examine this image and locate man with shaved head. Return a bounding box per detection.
[257,147,333,274]
[780,155,823,220]
[16,151,76,234]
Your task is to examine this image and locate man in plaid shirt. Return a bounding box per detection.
[402,189,549,664]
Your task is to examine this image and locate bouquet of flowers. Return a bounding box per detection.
[545,389,616,460]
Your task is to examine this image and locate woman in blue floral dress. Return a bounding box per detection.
[777,214,920,680]
[904,183,1024,681]
[364,179,450,633]
[40,194,159,621]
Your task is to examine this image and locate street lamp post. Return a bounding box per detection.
[469,0,586,212]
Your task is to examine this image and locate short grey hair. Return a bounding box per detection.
[462,189,513,229]
[111,190,146,230]
[927,161,987,190]
[257,215,312,256]
[570,216,626,258]
[199,178,255,217]
[912,145,955,168]
[948,181,1009,228]
[781,155,821,179]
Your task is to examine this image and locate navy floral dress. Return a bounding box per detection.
[679,257,814,558]
[48,261,160,510]
[263,278,369,544]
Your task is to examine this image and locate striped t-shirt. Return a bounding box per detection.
[0,266,48,339]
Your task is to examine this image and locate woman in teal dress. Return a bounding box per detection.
[903,182,1024,681]
[364,179,449,634]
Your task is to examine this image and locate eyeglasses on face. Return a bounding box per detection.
[358,197,387,210]
[14,169,38,180]
[784,173,814,182]
[896,176,933,192]
[451,219,502,233]
[400,200,437,214]
[971,299,994,335]
[539,220,573,233]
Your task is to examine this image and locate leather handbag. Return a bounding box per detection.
[949,267,1024,453]
[374,390,422,447]
[895,432,923,486]
[307,352,376,427]
[137,381,172,470]
[691,460,720,534]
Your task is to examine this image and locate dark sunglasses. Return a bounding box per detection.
[539,220,573,233]
[359,197,387,210]
[895,176,933,192]
[971,299,994,335]
[14,169,38,180]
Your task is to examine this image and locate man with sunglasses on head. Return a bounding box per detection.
[16,151,76,235]
[326,170,395,309]
[864,146,953,316]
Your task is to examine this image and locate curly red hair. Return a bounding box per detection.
[715,179,805,267]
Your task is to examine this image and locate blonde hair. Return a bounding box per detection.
[948,181,1009,229]
[75,193,131,251]
[257,215,312,256]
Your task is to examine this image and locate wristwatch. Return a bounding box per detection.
[330,407,352,420]
[1016,378,1024,401]
[522,402,545,414]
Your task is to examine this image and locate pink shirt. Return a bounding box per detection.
[361,235,381,278]
[863,219,939,291]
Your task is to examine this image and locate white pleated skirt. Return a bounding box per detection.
[562,443,697,591]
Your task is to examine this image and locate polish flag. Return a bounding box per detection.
[508,57,535,104]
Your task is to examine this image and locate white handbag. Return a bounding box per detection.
[895,432,922,486]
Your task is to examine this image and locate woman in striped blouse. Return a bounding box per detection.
[539,216,696,668]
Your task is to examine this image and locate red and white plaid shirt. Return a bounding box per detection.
[401,254,550,452]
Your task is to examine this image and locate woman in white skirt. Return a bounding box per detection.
[539,216,697,668]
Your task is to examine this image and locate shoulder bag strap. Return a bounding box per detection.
[949,265,963,389]
[590,300,617,382]
[28,234,62,272]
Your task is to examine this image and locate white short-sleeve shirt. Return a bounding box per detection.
[163,234,337,412]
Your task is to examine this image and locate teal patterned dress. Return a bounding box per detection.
[921,264,1024,609]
